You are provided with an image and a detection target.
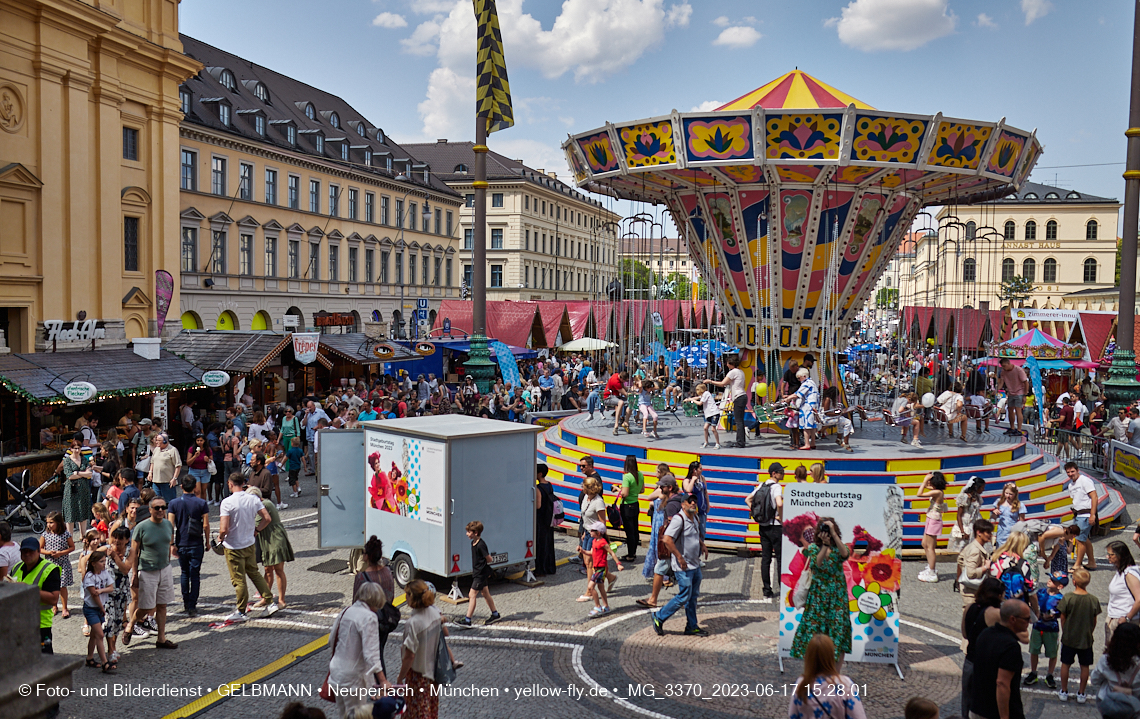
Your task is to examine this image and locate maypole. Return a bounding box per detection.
[467,0,515,392]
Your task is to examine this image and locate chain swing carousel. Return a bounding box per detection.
[537,71,1121,549]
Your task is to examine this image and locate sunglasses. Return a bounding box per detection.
[151,505,167,511]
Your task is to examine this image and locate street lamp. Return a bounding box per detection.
[387,175,432,340]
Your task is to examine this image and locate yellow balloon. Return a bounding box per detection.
[756,382,768,396]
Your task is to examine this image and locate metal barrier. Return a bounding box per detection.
[1032,426,1107,476]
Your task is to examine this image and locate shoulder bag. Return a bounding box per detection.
[319,608,348,703]
[606,495,623,530]
[361,570,401,634]
[1098,661,1140,719]
[433,623,456,686]
[792,552,814,609]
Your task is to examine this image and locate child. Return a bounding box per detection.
[1024,572,1067,689]
[794,466,808,483]
[1040,524,1081,577]
[917,471,947,583]
[76,529,105,636]
[968,388,990,434]
[638,380,660,440]
[39,512,74,618]
[456,521,500,626]
[1058,567,1101,703]
[286,437,304,498]
[903,697,939,719]
[684,383,721,450]
[91,503,112,539]
[586,521,623,617]
[81,550,115,672]
[104,473,123,516]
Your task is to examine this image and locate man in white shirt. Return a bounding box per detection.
[707,356,748,448]
[343,388,364,411]
[1107,407,1130,442]
[744,463,784,599]
[217,473,274,621]
[1065,461,1098,572]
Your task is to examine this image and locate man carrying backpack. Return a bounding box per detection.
[746,462,785,599]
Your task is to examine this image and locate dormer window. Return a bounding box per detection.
[365,149,373,165]
[385,156,392,171]
[220,69,237,92]
[454,164,468,174]
[423,169,429,182]
[254,114,265,136]
[376,128,385,143]
[341,143,349,161]
[1045,192,1059,199]
[286,125,295,145]
[358,124,367,138]
[330,113,340,129]
[316,135,324,153]
[305,103,315,120]
[1024,192,1038,200]
[180,87,191,114]
[254,83,269,103]
[218,103,231,126]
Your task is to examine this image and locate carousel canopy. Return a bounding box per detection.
[565,70,1043,354]
[987,329,1086,361]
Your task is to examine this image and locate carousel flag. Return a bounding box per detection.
[474,0,514,133]
[155,270,173,335]
[489,340,521,388]
[1024,355,1047,426]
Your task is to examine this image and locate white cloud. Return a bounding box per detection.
[413,0,692,141]
[401,16,444,56]
[829,0,956,52]
[713,26,761,48]
[408,0,457,14]
[372,12,408,28]
[1021,0,1052,24]
[690,100,724,112]
[712,15,730,27]
[975,13,996,28]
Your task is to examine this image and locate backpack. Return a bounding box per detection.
[1098,662,1140,719]
[692,479,709,514]
[551,498,565,527]
[750,483,777,525]
[993,554,1029,600]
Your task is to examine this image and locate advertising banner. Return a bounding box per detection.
[1109,440,1140,492]
[489,339,521,388]
[365,428,445,527]
[1025,355,1047,426]
[292,332,320,365]
[1011,308,1079,323]
[778,483,904,672]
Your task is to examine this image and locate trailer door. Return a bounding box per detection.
[317,428,365,548]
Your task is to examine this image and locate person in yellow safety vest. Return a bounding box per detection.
[11,536,62,654]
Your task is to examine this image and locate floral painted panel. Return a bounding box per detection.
[684,116,754,162]
[619,121,676,168]
[850,116,928,164]
[765,113,843,160]
[576,132,619,173]
[927,122,993,170]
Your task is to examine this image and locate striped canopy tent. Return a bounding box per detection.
[563,301,592,340]
[534,302,571,348]
[1066,312,1116,361]
[591,302,614,341]
[718,69,875,111]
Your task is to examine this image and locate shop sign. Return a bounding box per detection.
[44,320,106,342]
[293,332,321,365]
[313,311,355,327]
[1010,308,1080,323]
[63,381,97,403]
[202,370,231,387]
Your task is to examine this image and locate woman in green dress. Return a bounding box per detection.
[791,516,852,660]
[61,436,94,536]
[247,487,295,609]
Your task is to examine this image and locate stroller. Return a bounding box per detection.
[4,468,59,534]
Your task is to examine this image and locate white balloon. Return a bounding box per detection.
[922,392,936,408]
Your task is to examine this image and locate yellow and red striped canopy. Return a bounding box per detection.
[717,70,874,111]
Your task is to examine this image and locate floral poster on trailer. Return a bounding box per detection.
[364,428,445,528]
[777,483,904,669]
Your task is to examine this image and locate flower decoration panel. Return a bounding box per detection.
[849,115,929,165]
[576,132,619,174]
[926,121,993,171]
[618,120,677,169]
[683,115,754,164]
[765,113,843,161]
[985,130,1027,178]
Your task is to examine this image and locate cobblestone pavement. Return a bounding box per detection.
[36,485,1135,719]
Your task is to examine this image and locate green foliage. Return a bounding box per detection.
[875,288,899,308]
[999,275,1037,304]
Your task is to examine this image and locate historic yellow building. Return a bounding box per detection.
[0,0,200,352]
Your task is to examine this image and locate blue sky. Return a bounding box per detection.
[182,0,1135,230]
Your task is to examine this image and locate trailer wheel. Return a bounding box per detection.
[392,553,417,587]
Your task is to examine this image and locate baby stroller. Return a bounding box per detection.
[4,468,58,534]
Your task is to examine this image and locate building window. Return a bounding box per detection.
[365,149,372,165]
[288,175,300,209]
[525,229,530,251]
[348,246,358,282]
[286,125,296,145]
[304,103,315,120]
[265,169,278,205]
[381,196,390,225]
[123,127,139,161]
[181,227,197,272]
[1001,257,1014,281]
[1003,220,1015,240]
[239,163,253,200]
[211,230,227,274]
[180,150,197,190]
[265,237,277,277]
[408,203,416,230]
[309,180,320,213]
[464,229,473,250]
[1087,220,1098,240]
[542,200,546,214]
[254,83,269,103]
[220,69,236,92]
[491,228,503,249]
[492,193,504,208]
[395,252,403,284]
[330,112,340,129]
[422,209,430,233]
[315,135,324,154]
[328,245,338,281]
[1022,257,1035,282]
[288,239,300,278]
[1024,220,1036,241]
[1043,257,1057,283]
[433,256,441,286]
[180,88,191,114]
[491,264,503,287]
[409,254,416,285]
[525,196,529,210]
[385,156,392,171]
[446,258,452,286]
[525,266,530,287]
[122,216,140,272]
[396,200,404,228]
[422,255,429,286]
[308,242,320,279]
[254,114,265,136]
[446,211,453,236]
[365,248,375,281]
[1084,258,1098,283]
[329,185,339,217]
[365,192,374,223]
[239,234,253,275]
[465,194,474,208]
[463,264,472,288]
[212,157,227,196]
[340,143,349,161]
[381,250,390,283]
[434,209,441,234]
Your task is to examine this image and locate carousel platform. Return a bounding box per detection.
[539,411,1125,550]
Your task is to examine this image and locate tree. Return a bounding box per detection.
[1117,236,1123,285]
[999,275,1036,305]
[875,288,899,309]
[619,258,651,297]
